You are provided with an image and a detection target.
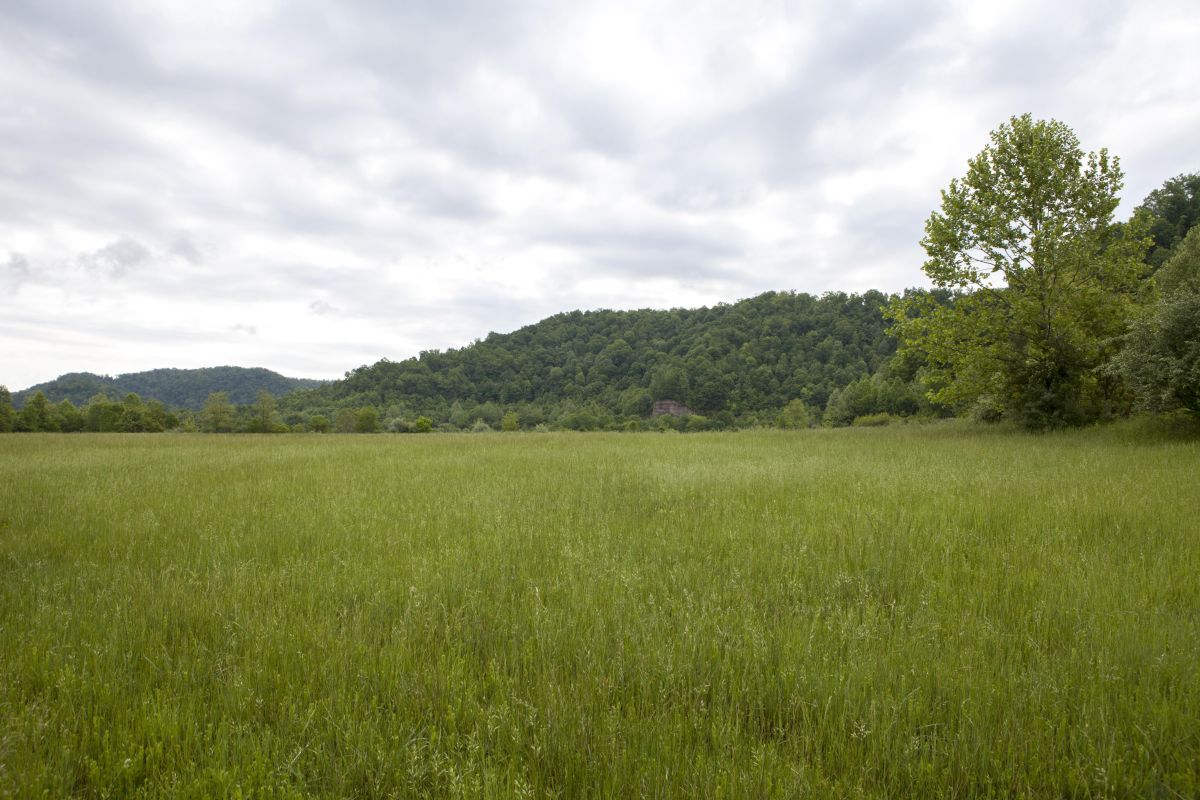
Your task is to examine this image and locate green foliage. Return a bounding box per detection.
[55,400,86,433]
[823,374,923,427]
[1110,233,1200,415]
[851,412,897,427]
[19,391,56,432]
[776,398,811,429]
[890,114,1149,429]
[414,415,433,433]
[284,291,901,429]
[968,395,1006,424]
[84,394,121,432]
[334,408,357,433]
[1154,223,1200,296]
[109,393,171,433]
[199,392,235,433]
[500,411,520,431]
[1138,172,1200,269]
[13,367,323,410]
[1122,289,1200,413]
[353,407,379,433]
[649,365,688,402]
[0,386,14,433]
[247,391,278,433]
[307,414,330,433]
[1,430,1197,796]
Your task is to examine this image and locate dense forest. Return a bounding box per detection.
[2,120,1197,435]
[275,288,947,431]
[10,367,323,410]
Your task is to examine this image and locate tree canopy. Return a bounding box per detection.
[1138,172,1200,269]
[1110,225,1200,414]
[280,290,916,429]
[13,367,323,410]
[889,114,1149,428]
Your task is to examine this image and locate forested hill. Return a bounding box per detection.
[14,367,324,410]
[284,290,928,425]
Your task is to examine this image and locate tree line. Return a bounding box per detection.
[11,367,323,410]
[2,115,1196,433]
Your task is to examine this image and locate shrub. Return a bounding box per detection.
[969,395,1005,423]
[777,398,811,429]
[354,407,380,433]
[852,412,896,427]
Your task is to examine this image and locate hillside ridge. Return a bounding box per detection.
[14,366,324,410]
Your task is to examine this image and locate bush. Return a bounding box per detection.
[334,408,357,433]
[969,395,1005,423]
[354,407,380,433]
[414,416,433,433]
[824,374,924,426]
[852,412,897,427]
[777,398,811,429]
[386,417,414,433]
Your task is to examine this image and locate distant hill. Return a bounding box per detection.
[14,367,325,410]
[283,290,936,426]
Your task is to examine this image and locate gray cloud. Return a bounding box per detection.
[80,238,151,277]
[169,235,205,265]
[2,253,31,292]
[309,300,338,315]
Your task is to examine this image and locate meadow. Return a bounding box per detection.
[1,425,1198,798]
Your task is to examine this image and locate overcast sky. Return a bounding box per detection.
[2,0,1198,389]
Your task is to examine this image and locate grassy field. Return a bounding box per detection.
[1,425,1198,798]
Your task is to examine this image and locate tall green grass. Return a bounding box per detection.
[1,425,1197,797]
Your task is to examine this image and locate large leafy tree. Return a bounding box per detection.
[889,114,1149,428]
